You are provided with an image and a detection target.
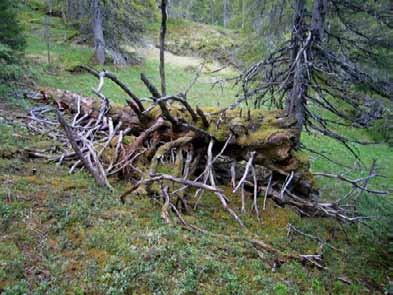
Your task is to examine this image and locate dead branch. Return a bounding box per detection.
[183,61,206,96]
[251,165,260,220]
[77,65,144,112]
[140,73,177,125]
[149,135,194,175]
[140,73,161,99]
[57,110,111,189]
[313,171,388,195]
[161,185,171,224]
[153,95,198,122]
[287,223,344,253]
[233,152,256,193]
[196,106,210,128]
[159,0,168,96]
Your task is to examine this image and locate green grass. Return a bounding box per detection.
[30,54,239,107]
[23,8,240,108]
[0,121,380,293]
[1,102,390,294]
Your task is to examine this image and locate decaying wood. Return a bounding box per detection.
[76,65,144,112]
[57,110,111,189]
[25,67,388,271]
[30,82,376,225]
[20,2,390,273]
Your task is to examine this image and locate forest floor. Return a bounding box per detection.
[0,2,392,294]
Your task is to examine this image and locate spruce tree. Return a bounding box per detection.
[0,0,25,56]
[0,0,25,81]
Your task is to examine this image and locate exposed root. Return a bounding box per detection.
[23,65,386,272]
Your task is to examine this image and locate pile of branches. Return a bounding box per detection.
[26,64,383,226]
[25,0,389,234]
[20,0,390,270]
[24,66,390,269]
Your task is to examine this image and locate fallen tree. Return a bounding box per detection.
[28,72,372,225]
[26,0,386,240]
[20,0,390,271]
[26,71,381,269]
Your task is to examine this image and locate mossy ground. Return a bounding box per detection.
[0,1,391,294]
[1,115,386,294]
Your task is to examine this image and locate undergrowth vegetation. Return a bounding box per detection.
[0,1,392,294]
[1,120,389,294]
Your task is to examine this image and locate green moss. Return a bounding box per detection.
[237,128,284,145]
[0,242,25,289]
[202,108,293,146]
[156,164,177,175]
[293,150,311,170]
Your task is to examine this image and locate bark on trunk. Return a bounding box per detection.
[242,0,246,29]
[186,0,194,20]
[286,0,307,134]
[286,0,327,137]
[223,0,229,28]
[92,0,105,65]
[311,0,328,42]
[210,0,215,25]
[160,0,168,96]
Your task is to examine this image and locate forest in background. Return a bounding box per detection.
[0,0,392,294]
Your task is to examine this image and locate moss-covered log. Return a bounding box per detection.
[35,87,319,211]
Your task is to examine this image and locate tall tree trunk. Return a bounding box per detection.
[186,0,194,20]
[286,0,307,134]
[311,0,327,42]
[286,0,327,139]
[223,0,229,28]
[210,0,215,25]
[92,0,105,65]
[160,0,168,96]
[242,0,246,29]
[45,0,52,65]
[289,0,306,68]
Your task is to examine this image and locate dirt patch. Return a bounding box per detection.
[124,45,237,75]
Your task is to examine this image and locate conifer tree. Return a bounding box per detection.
[0,0,25,57]
[0,0,25,81]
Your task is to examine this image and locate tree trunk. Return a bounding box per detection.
[223,0,229,28]
[45,0,52,65]
[286,0,307,134]
[186,0,194,20]
[34,86,352,221]
[160,0,168,96]
[92,0,105,65]
[311,0,328,42]
[242,0,246,29]
[286,0,327,138]
[210,0,215,25]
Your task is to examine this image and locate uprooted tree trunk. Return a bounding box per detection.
[25,65,380,268]
[30,73,362,223]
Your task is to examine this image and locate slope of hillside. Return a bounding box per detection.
[146,19,242,67]
[0,2,392,294]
